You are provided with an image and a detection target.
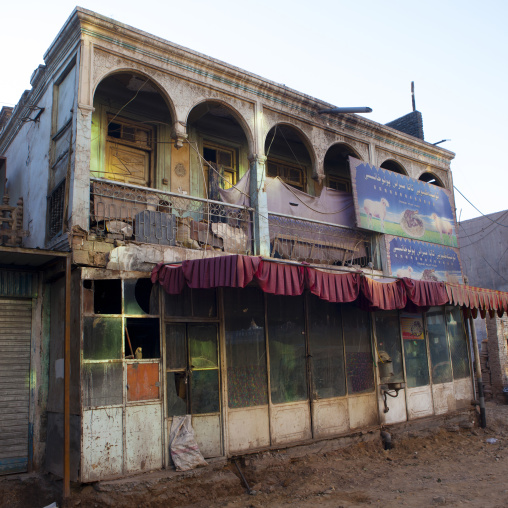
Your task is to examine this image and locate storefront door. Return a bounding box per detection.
[165,323,222,458]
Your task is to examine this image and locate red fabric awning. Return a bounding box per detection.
[305,269,360,303]
[151,255,507,315]
[359,277,407,311]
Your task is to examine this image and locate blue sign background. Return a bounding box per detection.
[349,158,457,247]
[386,235,463,283]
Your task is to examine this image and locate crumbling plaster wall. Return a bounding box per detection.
[2,86,53,248]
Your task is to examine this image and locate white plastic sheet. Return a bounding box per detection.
[169,415,207,471]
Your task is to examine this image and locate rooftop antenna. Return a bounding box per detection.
[411,81,416,112]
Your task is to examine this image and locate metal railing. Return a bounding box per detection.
[268,212,373,267]
[90,178,253,255]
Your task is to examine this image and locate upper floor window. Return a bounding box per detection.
[105,116,154,187]
[203,143,237,191]
[267,158,305,191]
[327,175,351,193]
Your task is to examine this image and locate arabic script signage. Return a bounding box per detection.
[349,157,457,247]
[385,235,463,284]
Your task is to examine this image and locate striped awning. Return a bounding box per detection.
[446,283,508,318]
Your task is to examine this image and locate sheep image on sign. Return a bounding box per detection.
[349,157,458,247]
[385,235,463,284]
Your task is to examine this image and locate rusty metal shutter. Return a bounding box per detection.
[0,299,32,474]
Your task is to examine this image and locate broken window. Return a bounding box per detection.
[125,318,160,359]
[93,279,122,314]
[446,307,471,380]
[267,294,307,404]
[427,307,453,384]
[343,305,374,394]
[124,278,159,315]
[82,278,161,409]
[308,295,346,399]
[224,287,268,409]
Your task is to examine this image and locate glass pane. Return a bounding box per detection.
[427,307,453,384]
[125,318,160,359]
[308,295,346,399]
[343,305,374,394]
[82,362,123,407]
[447,308,471,380]
[124,279,159,315]
[191,370,219,414]
[83,316,122,360]
[192,288,217,318]
[167,372,187,416]
[166,324,187,370]
[127,363,160,402]
[165,286,192,317]
[267,295,307,404]
[224,287,268,408]
[374,312,404,383]
[401,314,429,388]
[189,325,218,369]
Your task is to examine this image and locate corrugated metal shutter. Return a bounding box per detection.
[0,299,32,474]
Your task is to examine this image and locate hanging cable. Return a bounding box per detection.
[454,185,508,227]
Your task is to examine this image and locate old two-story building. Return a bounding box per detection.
[1,7,507,485]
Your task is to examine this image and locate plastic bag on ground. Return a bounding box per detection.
[169,415,208,471]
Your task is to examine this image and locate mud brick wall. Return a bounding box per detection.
[486,315,508,402]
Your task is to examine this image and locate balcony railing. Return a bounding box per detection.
[268,213,373,267]
[90,178,253,255]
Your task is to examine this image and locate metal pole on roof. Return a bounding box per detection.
[64,255,71,500]
[469,314,486,428]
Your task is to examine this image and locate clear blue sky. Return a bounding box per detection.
[1,0,506,221]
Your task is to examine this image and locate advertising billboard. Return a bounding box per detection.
[385,235,463,284]
[349,157,457,247]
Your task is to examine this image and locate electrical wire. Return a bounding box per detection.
[454,185,508,227]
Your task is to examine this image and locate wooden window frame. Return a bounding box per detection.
[266,158,306,191]
[203,142,238,190]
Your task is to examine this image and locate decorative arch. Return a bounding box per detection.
[380,158,407,175]
[264,122,317,191]
[92,68,177,128]
[418,171,445,187]
[323,142,362,193]
[186,99,254,155]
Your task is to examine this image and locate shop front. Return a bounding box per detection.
[75,255,481,481]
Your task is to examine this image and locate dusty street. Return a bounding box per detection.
[2,402,507,508]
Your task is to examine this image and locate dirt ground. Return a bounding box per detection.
[2,402,508,508]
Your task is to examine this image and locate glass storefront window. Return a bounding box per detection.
[267,294,307,404]
[427,307,453,384]
[401,314,429,388]
[83,316,122,360]
[374,312,404,383]
[446,307,471,380]
[308,295,346,399]
[224,288,268,409]
[343,305,374,394]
